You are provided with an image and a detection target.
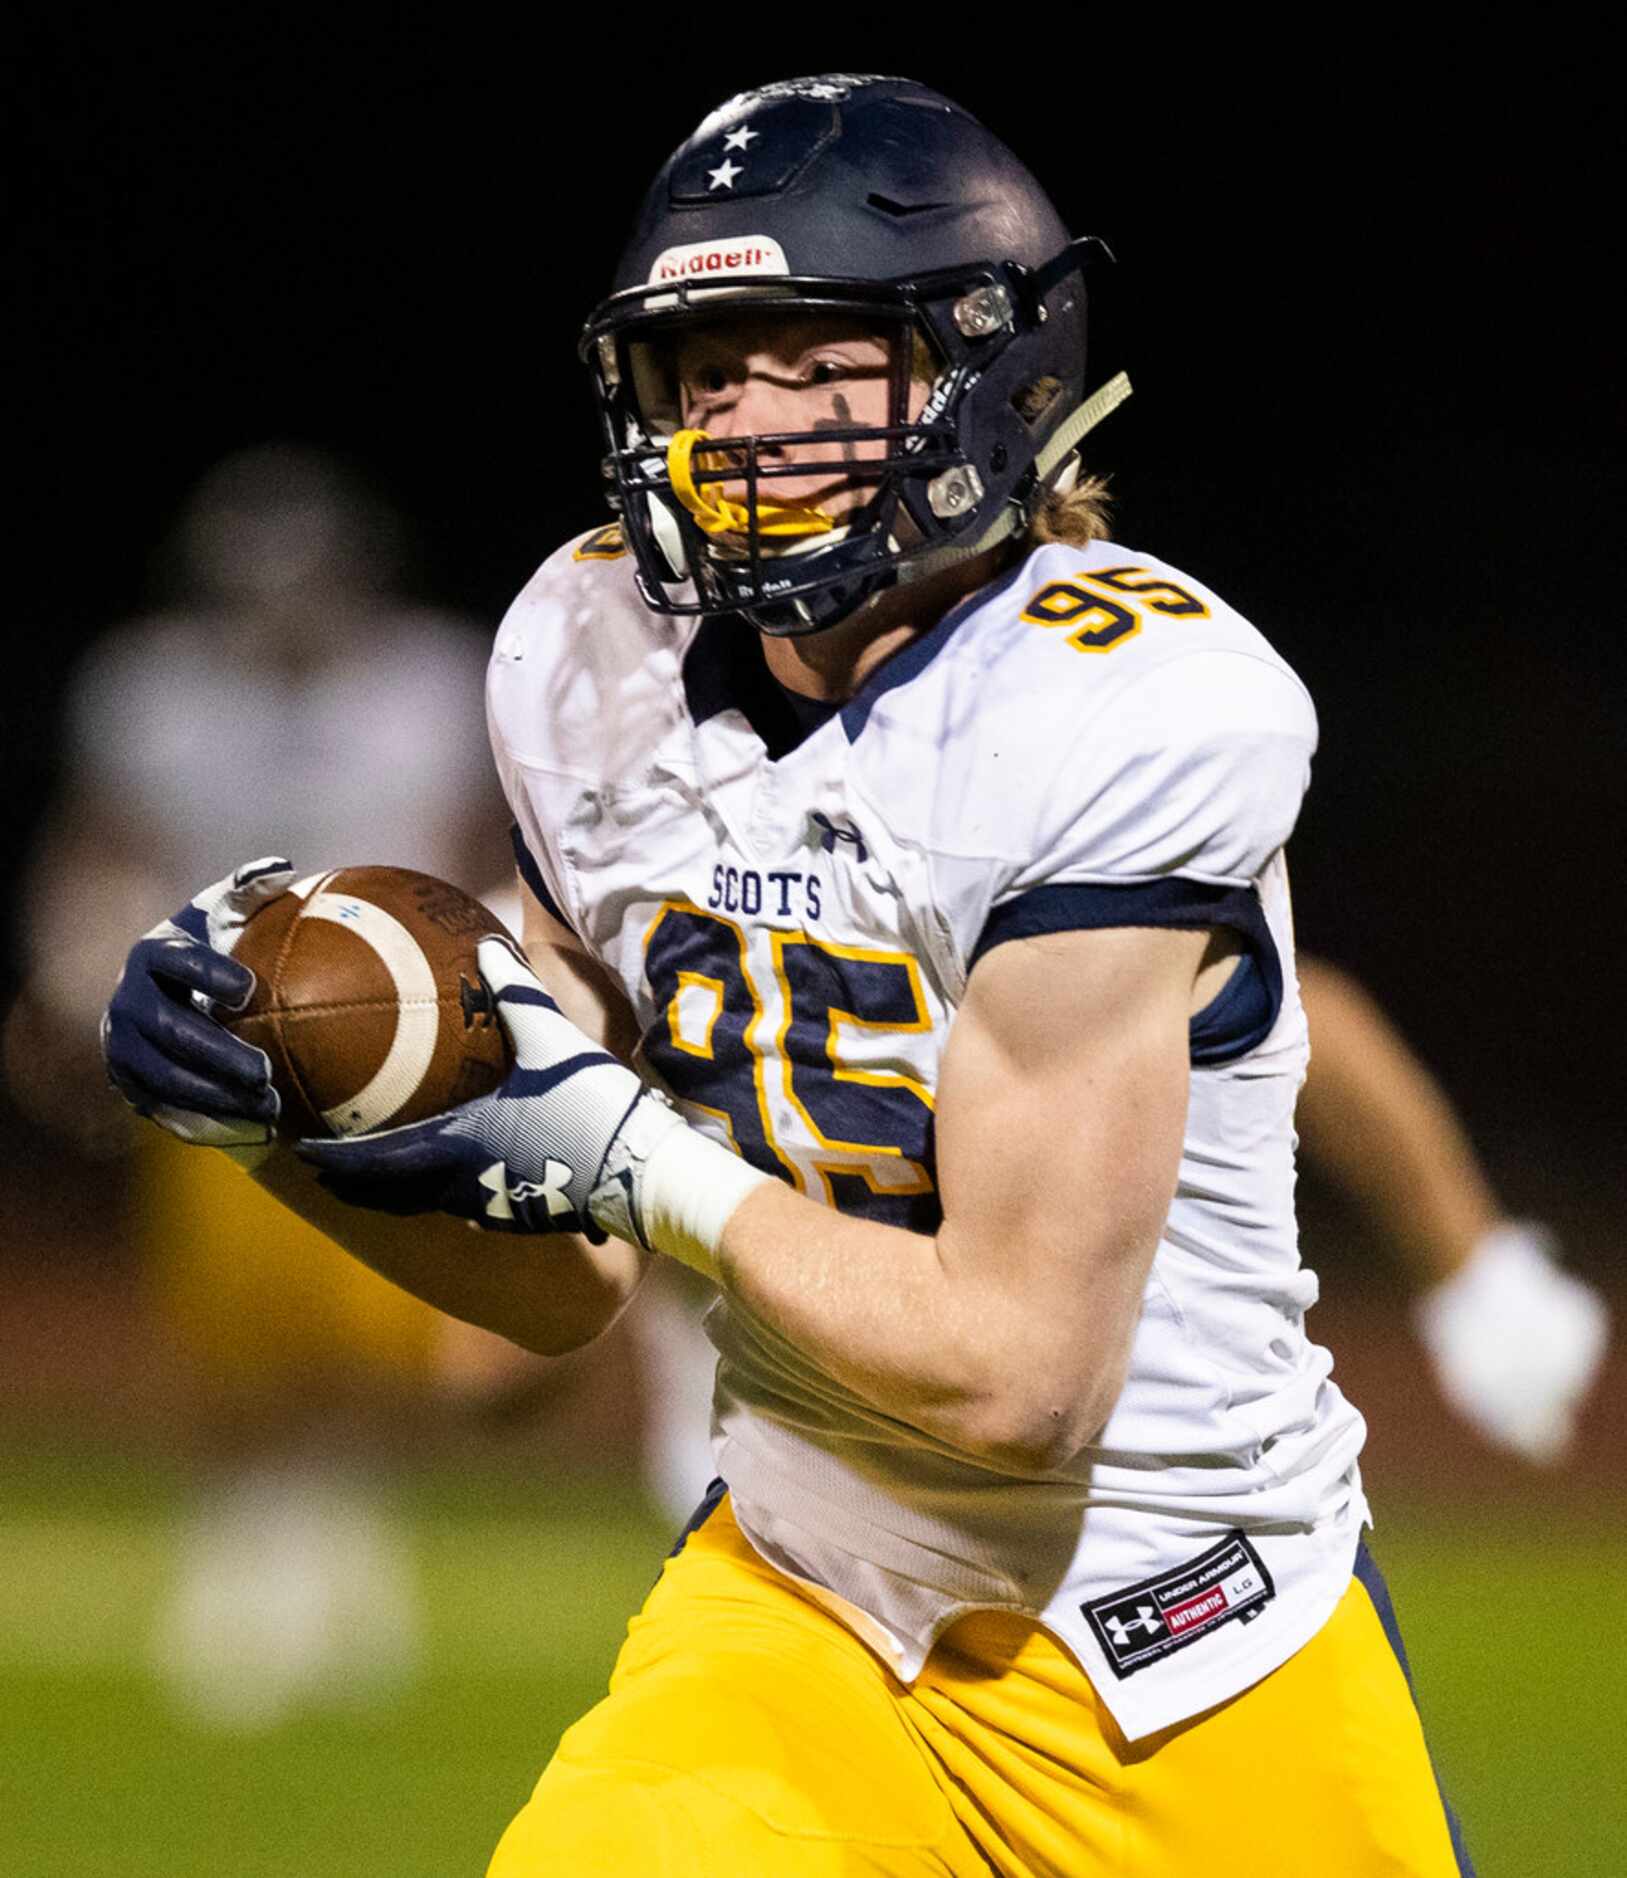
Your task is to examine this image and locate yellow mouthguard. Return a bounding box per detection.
[666,429,836,539]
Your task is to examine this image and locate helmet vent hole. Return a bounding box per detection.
[866,193,950,219]
[1012,377,1064,426]
[989,445,1009,474]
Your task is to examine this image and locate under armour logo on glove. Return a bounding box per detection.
[476,1157,578,1227]
[298,937,678,1242]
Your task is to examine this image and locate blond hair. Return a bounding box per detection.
[1025,470,1113,548]
[1007,371,1113,547]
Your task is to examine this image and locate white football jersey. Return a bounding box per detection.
[488,527,1369,1740]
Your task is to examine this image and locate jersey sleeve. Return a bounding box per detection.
[484,527,672,947]
[485,616,582,940]
[1011,648,1314,887]
[940,646,1316,1063]
[945,644,1316,980]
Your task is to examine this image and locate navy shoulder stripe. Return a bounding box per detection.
[970,879,1283,1066]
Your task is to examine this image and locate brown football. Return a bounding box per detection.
[222,866,515,1141]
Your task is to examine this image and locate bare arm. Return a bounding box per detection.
[1294,953,1608,1462]
[715,923,1213,1472]
[1295,954,1499,1286]
[249,877,651,1354]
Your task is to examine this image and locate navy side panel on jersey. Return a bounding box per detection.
[510,823,573,933]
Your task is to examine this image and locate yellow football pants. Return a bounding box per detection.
[490,1497,1470,1876]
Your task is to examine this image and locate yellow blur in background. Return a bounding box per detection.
[144,1132,439,1399]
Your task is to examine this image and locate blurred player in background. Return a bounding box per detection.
[7,443,511,1727]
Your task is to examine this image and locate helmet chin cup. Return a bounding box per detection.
[738,553,898,638]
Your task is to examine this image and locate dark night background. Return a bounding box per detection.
[5,24,1622,1266]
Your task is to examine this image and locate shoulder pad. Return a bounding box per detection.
[487,529,684,780]
[846,540,1291,754]
[847,541,1314,880]
[977,540,1271,689]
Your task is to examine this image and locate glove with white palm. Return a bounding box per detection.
[1414,1222,1610,1464]
[298,937,767,1268]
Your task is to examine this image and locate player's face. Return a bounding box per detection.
[670,313,923,520]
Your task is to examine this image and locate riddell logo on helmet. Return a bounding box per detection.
[649,236,790,284]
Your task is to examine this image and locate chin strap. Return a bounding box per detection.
[1034,369,1133,486]
[667,429,836,539]
[901,370,1135,584]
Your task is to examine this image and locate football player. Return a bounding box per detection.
[104,78,1481,1872]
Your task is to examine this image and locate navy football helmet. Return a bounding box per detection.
[580,75,1114,635]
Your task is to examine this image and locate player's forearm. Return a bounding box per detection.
[661,932,1192,1472]
[712,1179,1127,1473]
[250,1145,647,1354]
[1296,959,1499,1282]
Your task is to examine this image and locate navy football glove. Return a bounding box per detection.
[297,937,687,1243]
[101,857,294,1155]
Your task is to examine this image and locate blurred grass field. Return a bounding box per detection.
[1,1444,1622,1877]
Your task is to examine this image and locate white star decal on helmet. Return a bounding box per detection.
[723,125,758,151]
[707,158,743,191]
